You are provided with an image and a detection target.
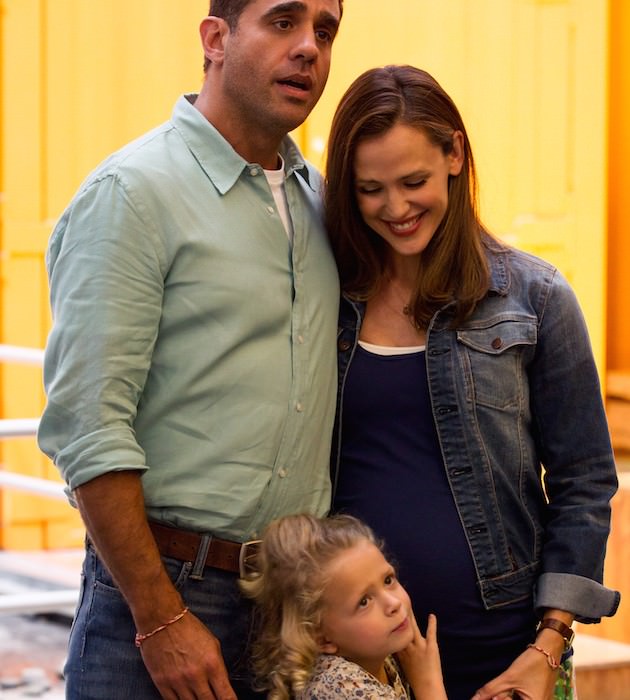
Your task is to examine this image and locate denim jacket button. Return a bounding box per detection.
[338,339,352,352]
[491,337,503,349]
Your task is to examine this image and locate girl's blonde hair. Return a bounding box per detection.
[240,513,377,700]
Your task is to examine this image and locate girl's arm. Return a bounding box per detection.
[396,613,448,700]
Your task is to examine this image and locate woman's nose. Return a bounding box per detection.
[384,190,409,218]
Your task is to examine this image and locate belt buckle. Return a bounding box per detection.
[238,539,262,579]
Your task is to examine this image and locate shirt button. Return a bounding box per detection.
[297,335,305,344]
[278,468,287,478]
[338,339,352,352]
[491,337,503,349]
[249,168,259,176]
[267,206,275,214]
[296,402,304,412]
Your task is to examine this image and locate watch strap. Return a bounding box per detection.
[536,618,575,650]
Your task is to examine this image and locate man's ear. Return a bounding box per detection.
[199,16,229,67]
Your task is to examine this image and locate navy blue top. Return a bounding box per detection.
[333,344,535,700]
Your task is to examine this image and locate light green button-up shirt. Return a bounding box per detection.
[38,95,339,541]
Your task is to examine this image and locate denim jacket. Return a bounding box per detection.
[333,245,620,623]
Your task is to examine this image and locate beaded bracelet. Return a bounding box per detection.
[527,643,559,670]
[134,607,190,648]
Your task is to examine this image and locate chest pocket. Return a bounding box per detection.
[456,317,537,409]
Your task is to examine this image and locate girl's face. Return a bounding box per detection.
[318,540,414,681]
[353,122,463,265]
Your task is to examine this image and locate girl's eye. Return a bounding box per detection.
[358,596,369,608]
[384,573,396,585]
[406,179,426,188]
[357,187,381,196]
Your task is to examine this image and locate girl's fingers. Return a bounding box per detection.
[425,613,438,642]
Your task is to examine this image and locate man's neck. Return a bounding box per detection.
[193,87,284,169]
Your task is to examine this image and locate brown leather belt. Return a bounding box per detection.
[149,520,259,577]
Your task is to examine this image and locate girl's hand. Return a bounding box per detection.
[396,613,448,700]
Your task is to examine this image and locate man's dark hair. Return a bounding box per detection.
[209,0,343,28]
[209,0,252,30]
[204,0,344,71]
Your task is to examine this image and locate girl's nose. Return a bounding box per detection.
[384,592,403,615]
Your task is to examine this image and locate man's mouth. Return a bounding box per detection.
[278,75,312,93]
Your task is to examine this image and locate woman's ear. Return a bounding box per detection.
[448,130,465,176]
[199,16,229,67]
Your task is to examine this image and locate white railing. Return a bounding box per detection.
[0,344,42,442]
[0,470,66,500]
[0,417,40,438]
[0,590,78,614]
[0,344,80,614]
[0,344,45,366]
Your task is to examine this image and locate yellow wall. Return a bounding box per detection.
[607,0,630,371]
[0,0,612,549]
[0,0,206,548]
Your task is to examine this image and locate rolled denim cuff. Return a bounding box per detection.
[535,572,621,623]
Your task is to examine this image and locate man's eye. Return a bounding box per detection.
[358,596,369,608]
[316,29,333,43]
[274,19,292,30]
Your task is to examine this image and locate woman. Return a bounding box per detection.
[325,65,619,700]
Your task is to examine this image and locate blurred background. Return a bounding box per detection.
[0,0,629,694]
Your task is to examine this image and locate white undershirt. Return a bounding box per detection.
[264,158,294,243]
[358,340,426,356]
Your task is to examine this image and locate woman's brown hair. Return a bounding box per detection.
[325,65,496,328]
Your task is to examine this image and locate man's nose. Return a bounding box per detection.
[290,30,319,63]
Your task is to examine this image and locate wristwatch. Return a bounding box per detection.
[536,618,575,651]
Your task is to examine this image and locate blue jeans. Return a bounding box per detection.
[64,541,264,699]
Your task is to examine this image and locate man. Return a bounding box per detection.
[37,1,343,698]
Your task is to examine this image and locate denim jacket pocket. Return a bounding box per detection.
[456,316,537,409]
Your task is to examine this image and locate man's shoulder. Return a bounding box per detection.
[85,121,177,185]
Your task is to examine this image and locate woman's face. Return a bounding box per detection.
[353,122,463,263]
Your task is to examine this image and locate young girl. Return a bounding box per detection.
[240,513,447,700]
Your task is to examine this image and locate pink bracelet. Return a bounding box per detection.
[527,643,559,670]
[134,607,189,647]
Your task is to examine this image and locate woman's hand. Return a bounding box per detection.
[470,643,561,700]
[396,613,448,700]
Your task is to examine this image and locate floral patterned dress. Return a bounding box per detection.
[296,654,408,699]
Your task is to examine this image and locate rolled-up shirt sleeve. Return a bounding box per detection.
[39,171,167,495]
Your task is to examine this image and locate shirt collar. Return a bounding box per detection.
[171,94,313,195]
[486,244,511,296]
